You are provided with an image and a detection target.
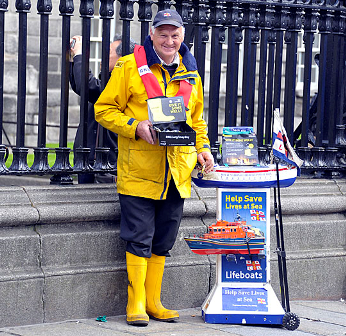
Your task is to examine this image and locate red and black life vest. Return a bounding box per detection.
[134,44,192,108]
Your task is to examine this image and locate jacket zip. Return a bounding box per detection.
[159,68,170,200]
[160,147,169,200]
[161,67,168,94]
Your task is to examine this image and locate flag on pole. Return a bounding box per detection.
[272,109,303,170]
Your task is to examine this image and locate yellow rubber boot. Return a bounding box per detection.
[145,254,179,322]
[126,252,149,326]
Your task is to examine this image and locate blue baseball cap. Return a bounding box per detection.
[153,9,183,28]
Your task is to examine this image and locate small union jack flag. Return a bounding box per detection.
[246,260,262,271]
[250,210,266,221]
[257,298,266,304]
[163,12,171,17]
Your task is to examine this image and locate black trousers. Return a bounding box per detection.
[119,181,185,258]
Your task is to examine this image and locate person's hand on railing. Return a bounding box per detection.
[70,35,82,61]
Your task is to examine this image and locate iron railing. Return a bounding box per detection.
[0,0,346,184]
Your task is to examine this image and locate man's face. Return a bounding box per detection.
[109,40,121,71]
[150,25,184,64]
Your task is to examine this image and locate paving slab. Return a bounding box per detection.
[221,325,313,336]
[0,321,128,336]
[1,301,346,336]
[291,300,346,326]
[297,318,346,336]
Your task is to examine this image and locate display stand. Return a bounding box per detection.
[202,188,286,324]
[188,124,300,329]
[193,176,300,330]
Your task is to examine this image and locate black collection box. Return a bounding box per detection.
[147,96,196,146]
[153,122,196,146]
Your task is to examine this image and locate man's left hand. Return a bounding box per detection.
[197,151,214,174]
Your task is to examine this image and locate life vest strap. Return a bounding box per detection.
[134,44,192,108]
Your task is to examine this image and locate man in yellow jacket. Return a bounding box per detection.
[94,9,214,326]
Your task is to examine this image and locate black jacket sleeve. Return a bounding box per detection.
[69,55,102,104]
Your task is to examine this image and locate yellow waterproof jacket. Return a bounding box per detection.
[94,38,211,200]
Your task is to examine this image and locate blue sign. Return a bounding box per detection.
[222,287,268,312]
[221,255,267,283]
[218,189,268,283]
[220,191,267,235]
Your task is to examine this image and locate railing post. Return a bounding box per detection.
[256,3,273,146]
[50,0,74,184]
[138,0,153,45]
[73,0,94,173]
[207,0,225,148]
[336,125,346,146]
[308,8,332,174]
[310,147,326,178]
[315,9,332,148]
[156,0,173,11]
[93,0,115,172]
[297,8,318,172]
[324,147,339,177]
[240,2,258,127]
[0,0,8,173]
[175,0,193,48]
[273,6,288,111]
[301,8,318,148]
[118,0,135,56]
[336,11,346,128]
[324,10,344,174]
[224,1,242,127]
[31,0,53,173]
[335,10,346,171]
[192,0,209,86]
[9,0,32,173]
[264,27,276,145]
[283,6,302,142]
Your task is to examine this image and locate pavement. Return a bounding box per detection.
[0,300,345,336]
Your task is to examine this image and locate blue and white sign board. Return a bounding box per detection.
[201,188,285,325]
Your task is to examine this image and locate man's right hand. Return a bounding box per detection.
[136,120,157,145]
[70,35,82,60]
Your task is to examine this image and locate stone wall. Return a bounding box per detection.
[0,178,345,327]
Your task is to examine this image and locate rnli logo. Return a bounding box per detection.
[250,210,265,221]
[257,298,266,304]
[115,61,124,68]
[197,171,203,179]
[246,260,262,271]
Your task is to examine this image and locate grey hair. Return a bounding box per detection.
[112,33,137,56]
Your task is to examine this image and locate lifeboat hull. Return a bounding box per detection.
[184,237,265,255]
[191,164,297,189]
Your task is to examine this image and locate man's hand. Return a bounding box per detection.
[136,120,157,145]
[70,35,82,60]
[197,151,214,173]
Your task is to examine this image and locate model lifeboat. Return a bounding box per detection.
[191,164,297,189]
[184,216,265,255]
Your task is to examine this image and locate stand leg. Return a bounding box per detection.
[274,161,291,312]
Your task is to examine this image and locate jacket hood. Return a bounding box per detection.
[143,35,198,72]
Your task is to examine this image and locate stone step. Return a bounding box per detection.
[0,178,344,326]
